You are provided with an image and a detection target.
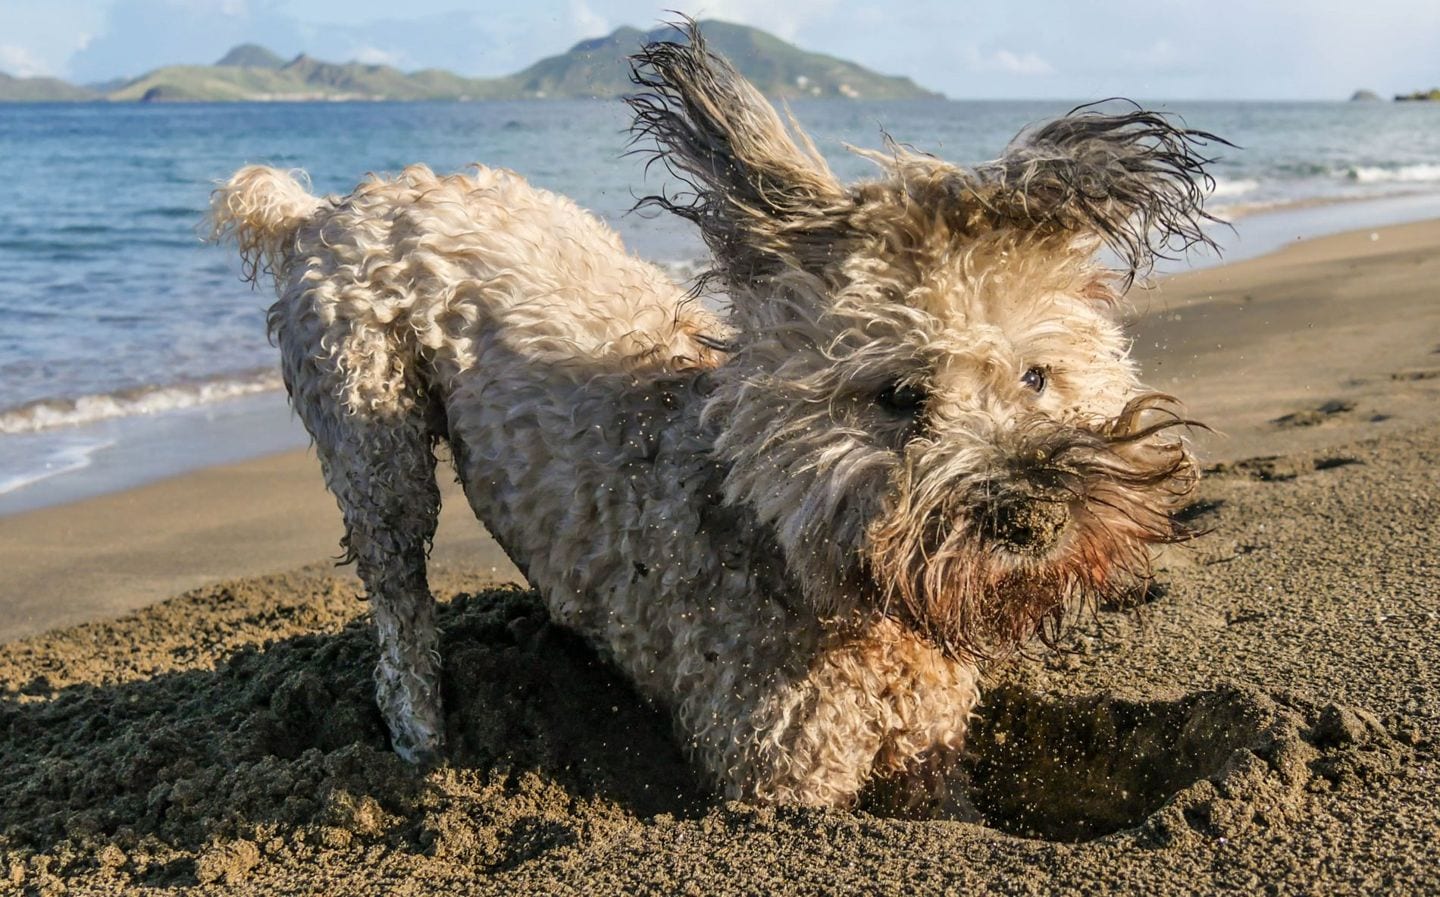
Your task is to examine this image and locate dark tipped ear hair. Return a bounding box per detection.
[627,18,850,287]
[975,102,1232,283]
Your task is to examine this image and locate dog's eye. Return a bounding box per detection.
[1021,366,1048,394]
[877,382,927,414]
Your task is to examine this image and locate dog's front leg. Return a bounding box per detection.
[695,620,979,813]
[862,744,982,820]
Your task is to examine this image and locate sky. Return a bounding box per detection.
[1,0,1437,99]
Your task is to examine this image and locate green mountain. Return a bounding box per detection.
[104,52,510,102]
[1,21,939,103]
[216,44,286,68]
[0,72,96,101]
[496,26,647,99]
[505,21,936,100]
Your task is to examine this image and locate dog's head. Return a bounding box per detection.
[629,23,1217,659]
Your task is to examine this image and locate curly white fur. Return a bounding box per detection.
[209,25,1208,812]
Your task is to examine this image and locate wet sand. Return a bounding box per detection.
[1,220,1437,894]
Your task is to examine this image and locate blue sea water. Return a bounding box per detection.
[1,98,1439,510]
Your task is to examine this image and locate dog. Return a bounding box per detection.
[209,23,1216,813]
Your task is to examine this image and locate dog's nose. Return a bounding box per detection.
[980,493,1070,554]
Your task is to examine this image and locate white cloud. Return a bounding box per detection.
[569,0,609,38]
[692,0,839,40]
[65,0,306,80]
[1128,39,1187,72]
[166,0,250,14]
[970,47,1054,77]
[0,44,49,78]
[350,45,407,67]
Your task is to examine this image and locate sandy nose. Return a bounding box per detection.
[981,492,1071,554]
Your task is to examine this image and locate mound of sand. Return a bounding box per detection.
[1,573,705,891]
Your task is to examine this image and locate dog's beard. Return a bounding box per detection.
[865,394,1198,660]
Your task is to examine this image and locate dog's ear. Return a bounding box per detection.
[628,21,849,288]
[974,104,1231,283]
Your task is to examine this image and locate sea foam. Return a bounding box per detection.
[0,436,116,496]
[0,371,284,435]
[1347,163,1440,184]
[1210,177,1261,198]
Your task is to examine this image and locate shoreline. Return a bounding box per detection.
[0,444,517,643]
[0,390,306,517]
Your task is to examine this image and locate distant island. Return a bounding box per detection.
[0,21,938,103]
[1351,87,1440,102]
[0,71,96,101]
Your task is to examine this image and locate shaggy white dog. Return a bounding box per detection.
[210,24,1216,813]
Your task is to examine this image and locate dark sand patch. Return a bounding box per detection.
[1271,399,1356,428]
[1391,369,1440,382]
[1,574,702,893]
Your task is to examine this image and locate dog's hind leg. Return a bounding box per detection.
[294,364,446,764]
[339,423,444,764]
[210,164,447,762]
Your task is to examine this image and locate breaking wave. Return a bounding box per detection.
[1346,163,1440,184]
[0,370,284,435]
[1210,177,1260,198]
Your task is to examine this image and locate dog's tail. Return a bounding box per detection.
[208,165,323,283]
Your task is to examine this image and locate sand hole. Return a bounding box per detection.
[1098,579,1167,612]
[1172,497,1225,525]
[963,685,1268,842]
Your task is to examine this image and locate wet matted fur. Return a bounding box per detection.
[209,22,1218,813]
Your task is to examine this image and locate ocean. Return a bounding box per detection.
[2,98,1439,512]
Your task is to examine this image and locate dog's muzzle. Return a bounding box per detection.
[979,488,1071,555]
[973,468,1074,555]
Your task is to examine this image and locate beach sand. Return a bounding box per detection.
[1,221,1436,894]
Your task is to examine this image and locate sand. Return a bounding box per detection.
[1,220,1437,895]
